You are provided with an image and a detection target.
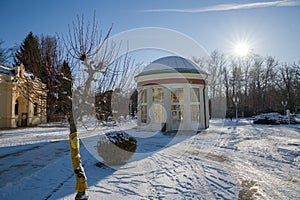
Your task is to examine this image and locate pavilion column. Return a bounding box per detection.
[146,87,152,125]
[164,87,171,131]
[137,88,141,126]
[183,85,191,130]
[204,85,210,128]
[199,85,205,129]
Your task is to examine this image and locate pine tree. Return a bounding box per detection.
[0,40,9,64]
[14,32,42,77]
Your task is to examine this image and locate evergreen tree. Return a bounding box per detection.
[14,32,42,77]
[57,60,72,115]
[0,40,8,64]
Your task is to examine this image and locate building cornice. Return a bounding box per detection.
[137,78,207,87]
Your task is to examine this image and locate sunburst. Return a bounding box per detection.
[234,42,250,57]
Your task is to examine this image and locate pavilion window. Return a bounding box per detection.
[191,88,201,122]
[152,87,164,103]
[171,88,184,103]
[191,88,200,102]
[191,105,200,122]
[141,105,147,123]
[141,89,147,103]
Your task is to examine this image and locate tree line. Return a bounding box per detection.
[1,34,300,119]
[195,50,300,117]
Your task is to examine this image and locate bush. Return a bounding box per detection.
[97,131,137,165]
[253,113,298,124]
[253,113,281,125]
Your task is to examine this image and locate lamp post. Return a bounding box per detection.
[281,100,287,115]
[233,97,239,122]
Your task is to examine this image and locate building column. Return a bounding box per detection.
[183,85,191,130]
[146,87,152,126]
[164,87,171,131]
[199,85,205,129]
[137,87,144,126]
[9,86,16,128]
[204,85,209,128]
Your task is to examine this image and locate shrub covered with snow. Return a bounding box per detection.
[294,114,300,124]
[253,113,298,124]
[253,113,281,125]
[97,131,137,165]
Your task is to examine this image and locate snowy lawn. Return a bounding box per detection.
[0,119,299,200]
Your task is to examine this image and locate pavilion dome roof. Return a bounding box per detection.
[136,56,208,77]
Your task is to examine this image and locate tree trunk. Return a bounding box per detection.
[68,106,89,199]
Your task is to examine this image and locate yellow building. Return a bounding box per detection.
[0,64,47,128]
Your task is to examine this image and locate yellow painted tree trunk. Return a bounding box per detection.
[69,132,88,192]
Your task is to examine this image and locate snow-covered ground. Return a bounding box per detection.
[0,119,299,200]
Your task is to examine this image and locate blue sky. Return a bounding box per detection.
[1,0,300,63]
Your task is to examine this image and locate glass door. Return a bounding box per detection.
[171,105,184,130]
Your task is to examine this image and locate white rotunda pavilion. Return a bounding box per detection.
[135,56,209,132]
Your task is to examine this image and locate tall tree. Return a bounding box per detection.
[40,35,61,121]
[239,54,254,116]
[261,56,278,111]
[63,12,133,200]
[248,55,264,113]
[293,62,300,111]
[207,50,226,98]
[0,40,9,64]
[277,62,299,113]
[229,59,243,114]
[14,32,42,77]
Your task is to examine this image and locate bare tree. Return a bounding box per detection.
[39,35,62,121]
[194,49,300,117]
[63,12,133,200]
[276,62,299,113]
[293,62,300,110]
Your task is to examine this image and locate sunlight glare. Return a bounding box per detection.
[234,42,250,57]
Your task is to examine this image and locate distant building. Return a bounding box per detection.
[135,56,209,132]
[0,64,47,128]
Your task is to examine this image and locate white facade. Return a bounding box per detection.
[135,56,209,132]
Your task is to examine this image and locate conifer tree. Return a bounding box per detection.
[0,40,9,64]
[14,32,42,77]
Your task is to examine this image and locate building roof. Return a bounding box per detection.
[0,64,43,83]
[0,64,16,76]
[136,56,208,77]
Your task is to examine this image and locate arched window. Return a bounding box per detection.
[15,100,19,115]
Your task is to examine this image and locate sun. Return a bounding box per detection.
[234,42,250,57]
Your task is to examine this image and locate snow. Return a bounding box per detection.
[138,56,208,76]
[253,112,299,124]
[0,119,299,199]
[0,65,15,76]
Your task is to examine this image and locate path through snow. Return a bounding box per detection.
[0,119,299,199]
